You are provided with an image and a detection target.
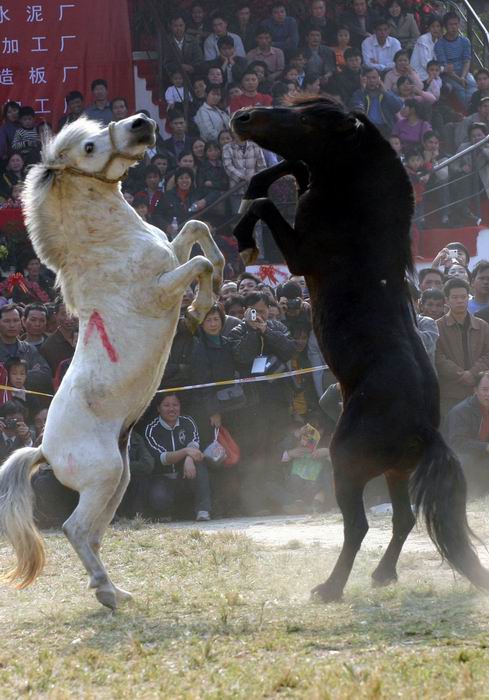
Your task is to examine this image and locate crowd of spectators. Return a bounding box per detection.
[1,1,489,524]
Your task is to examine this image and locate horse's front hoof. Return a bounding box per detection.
[238,199,253,214]
[186,306,204,331]
[371,570,398,588]
[114,585,133,604]
[240,248,259,266]
[311,582,343,603]
[96,586,118,610]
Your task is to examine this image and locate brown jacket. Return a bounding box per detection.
[435,311,489,401]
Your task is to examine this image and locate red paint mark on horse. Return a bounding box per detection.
[84,310,119,363]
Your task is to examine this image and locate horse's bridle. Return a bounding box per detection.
[60,121,145,184]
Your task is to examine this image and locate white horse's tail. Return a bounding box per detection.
[0,447,45,588]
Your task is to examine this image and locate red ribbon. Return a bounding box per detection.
[84,310,119,363]
[257,264,287,286]
[4,272,29,296]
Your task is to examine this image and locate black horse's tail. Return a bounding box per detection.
[411,429,489,590]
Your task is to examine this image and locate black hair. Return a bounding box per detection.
[443,11,459,26]
[237,271,260,287]
[155,392,181,407]
[224,295,245,313]
[373,17,389,29]
[447,241,470,262]
[91,78,108,91]
[419,267,444,284]
[133,196,149,208]
[0,399,27,419]
[217,35,234,49]
[243,291,270,307]
[420,288,445,303]
[344,47,362,61]
[0,303,21,320]
[66,90,83,104]
[469,121,488,136]
[426,59,440,69]
[174,166,194,184]
[422,129,439,143]
[23,303,47,320]
[111,96,127,109]
[476,68,489,79]
[472,259,489,279]
[394,49,409,62]
[144,165,160,177]
[5,357,28,373]
[443,276,470,297]
[19,106,35,118]
[2,101,20,119]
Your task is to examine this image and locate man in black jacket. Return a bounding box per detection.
[228,291,297,513]
[446,370,489,497]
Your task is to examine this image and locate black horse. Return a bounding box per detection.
[231,96,489,601]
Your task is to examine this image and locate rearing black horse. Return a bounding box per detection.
[231,96,489,602]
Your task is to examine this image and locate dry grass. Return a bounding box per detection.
[2,503,489,699]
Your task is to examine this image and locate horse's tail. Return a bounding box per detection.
[0,446,45,588]
[411,429,489,590]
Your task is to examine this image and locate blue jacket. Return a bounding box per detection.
[350,89,403,128]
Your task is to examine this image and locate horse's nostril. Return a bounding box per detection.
[236,112,252,122]
[131,118,146,130]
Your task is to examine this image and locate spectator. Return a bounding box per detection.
[22,303,48,348]
[434,12,477,109]
[237,272,261,295]
[247,29,285,80]
[0,304,51,386]
[454,97,489,149]
[220,281,238,301]
[419,288,446,320]
[469,68,489,115]
[192,76,208,107]
[468,260,489,314]
[231,3,257,53]
[403,146,430,225]
[228,292,297,513]
[361,18,401,73]
[84,79,112,125]
[418,267,445,292]
[110,97,128,122]
[57,91,84,131]
[194,86,230,142]
[3,357,40,419]
[0,101,20,161]
[450,123,489,226]
[187,4,210,48]
[432,242,470,270]
[196,141,229,194]
[191,138,206,165]
[207,65,225,89]
[0,399,34,461]
[410,14,442,82]
[229,70,273,113]
[351,68,402,136]
[305,0,333,44]
[383,49,423,93]
[11,106,42,165]
[0,153,25,201]
[446,262,471,284]
[208,35,248,86]
[144,393,211,522]
[218,129,233,148]
[151,152,171,190]
[38,300,77,376]
[222,132,266,212]
[330,47,363,104]
[435,277,489,417]
[164,71,189,109]
[155,167,216,236]
[22,256,54,299]
[163,113,195,161]
[341,0,378,50]
[260,2,300,53]
[225,295,246,319]
[385,0,419,51]
[191,303,244,516]
[396,76,436,107]
[164,14,203,75]
[392,99,432,147]
[136,166,164,223]
[302,28,336,79]
[329,26,352,70]
[446,370,489,497]
[204,14,246,61]
[248,61,275,95]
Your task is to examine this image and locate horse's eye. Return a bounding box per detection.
[85,143,94,154]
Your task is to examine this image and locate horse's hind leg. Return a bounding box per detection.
[312,471,369,602]
[62,461,123,610]
[371,471,415,587]
[88,449,132,604]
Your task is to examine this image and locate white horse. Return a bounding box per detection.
[0,114,224,609]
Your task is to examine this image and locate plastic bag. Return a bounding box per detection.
[217,426,240,466]
[203,428,227,466]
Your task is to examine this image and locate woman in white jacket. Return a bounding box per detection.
[410,15,443,81]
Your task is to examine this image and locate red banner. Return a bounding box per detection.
[0,0,134,127]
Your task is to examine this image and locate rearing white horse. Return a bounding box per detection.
[0,114,224,609]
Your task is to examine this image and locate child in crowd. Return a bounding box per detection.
[423,59,442,101]
[404,146,430,227]
[330,26,351,70]
[133,196,149,221]
[3,357,39,419]
[164,71,190,108]
[11,106,43,164]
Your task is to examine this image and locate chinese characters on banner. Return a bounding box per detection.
[0,1,134,127]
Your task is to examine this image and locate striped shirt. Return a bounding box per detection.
[144,415,200,474]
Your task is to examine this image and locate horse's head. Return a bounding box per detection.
[231,97,368,167]
[41,113,157,184]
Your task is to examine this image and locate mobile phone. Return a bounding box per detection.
[250,309,257,321]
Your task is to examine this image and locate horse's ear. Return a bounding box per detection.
[336,115,364,139]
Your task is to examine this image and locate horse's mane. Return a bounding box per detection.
[284,93,345,111]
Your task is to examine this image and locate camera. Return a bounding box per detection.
[250,309,257,321]
[5,418,17,430]
[286,298,302,311]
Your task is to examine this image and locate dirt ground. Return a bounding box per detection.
[168,510,436,553]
